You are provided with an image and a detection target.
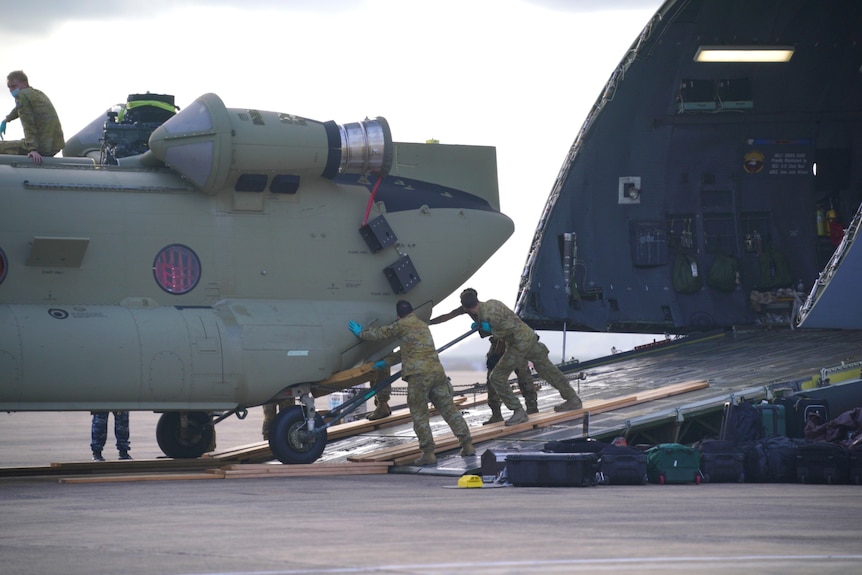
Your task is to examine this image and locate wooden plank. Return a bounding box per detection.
[349,395,638,463]
[349,380,709,464]
[59,473,222,484]
[58,461,392,483]
[221,466,390,479]
[219,462,391,474]
[312,363,377,396]
[209,398,467,463]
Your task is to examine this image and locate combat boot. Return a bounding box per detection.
[413,451,438,466]
[482,413,504,425]
[92,451,105,462]
[459,440,475,457]
[366,401,391,421]
[554,395,583,412]
[119,450,132,460]
[504,407,529,426]
[525,400,539,414]
[482,407,504,425]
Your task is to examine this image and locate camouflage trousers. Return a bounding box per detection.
[262,400,295,440]
[489,339,576,410]
[406,371,471,454]
[0,140,29,156]
[90,411,130,453]
[486,366,538,411]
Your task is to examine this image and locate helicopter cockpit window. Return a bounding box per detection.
[0,248,6,285]
[153,244,201,295]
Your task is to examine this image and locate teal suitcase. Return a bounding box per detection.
[757,403,787,436]
[646,443,703,484]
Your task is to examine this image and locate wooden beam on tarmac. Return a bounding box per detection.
[58,461,392,483]
[348,380,709,466]
[208,398,469,463]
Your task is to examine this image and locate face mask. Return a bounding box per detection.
[10,89,19,98]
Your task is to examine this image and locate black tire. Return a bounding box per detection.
[268,405,327,464]
[155,411,214,459]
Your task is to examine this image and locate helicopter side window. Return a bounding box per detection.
[153,244,201,295]
[0,248,6,285]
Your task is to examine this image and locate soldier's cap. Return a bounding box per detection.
[460,291,479,308]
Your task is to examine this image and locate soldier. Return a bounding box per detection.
[90,411,131,461]
[429,288,538,423]
[483,336,539,424]
[348,300,474,466]
[261,400,295,440]
[460,291,582,426]
[365,364,392,421]
[0,70,64,165]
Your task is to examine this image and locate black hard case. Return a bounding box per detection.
[850,444,862,485]
[599,445,648,485]
[796,442,850,484]
[698,439,745,483]
[506,452,599,487]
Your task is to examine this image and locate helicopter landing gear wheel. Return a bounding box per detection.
[155,411,214,459]
[268,405,327,464]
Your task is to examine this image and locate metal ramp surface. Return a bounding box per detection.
[318,328,862,475]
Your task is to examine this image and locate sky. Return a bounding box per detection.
[1,0,666,363]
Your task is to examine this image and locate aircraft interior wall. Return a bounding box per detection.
[518,0,862,334]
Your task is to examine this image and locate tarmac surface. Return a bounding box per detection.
[2,410,862,575]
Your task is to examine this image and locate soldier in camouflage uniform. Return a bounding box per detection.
[460,291,582,426]
[484,337,539,424]
[261,400,295,440]
[90,411,131,461]
[1,70,64,165]
[430,288,538,423]
[365,364,392,421]
[348,300,474,466]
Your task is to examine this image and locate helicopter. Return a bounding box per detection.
[0,92,513,463]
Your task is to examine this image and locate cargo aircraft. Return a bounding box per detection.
[0,92,513,463]
[516,0,862,334]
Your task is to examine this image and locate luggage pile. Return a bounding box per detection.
[499,437,652,487]
[718,398,862,485]
[491,396,862,487]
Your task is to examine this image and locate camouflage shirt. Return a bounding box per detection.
[359,313,444,378]
[5,87,64,156]
[474,299,537,349]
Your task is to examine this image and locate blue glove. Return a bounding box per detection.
[471,321,492,333]
[348,320,363,337]
[0,120,5,140]
[373,360,387,370]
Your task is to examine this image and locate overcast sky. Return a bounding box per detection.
[1,0,666,362]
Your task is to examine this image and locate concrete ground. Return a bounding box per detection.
[2,412,862,575]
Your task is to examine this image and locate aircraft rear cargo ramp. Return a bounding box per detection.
[294,327,862,473]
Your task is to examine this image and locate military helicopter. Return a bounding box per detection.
[0,92,513,463]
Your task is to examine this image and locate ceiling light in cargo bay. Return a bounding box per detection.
[694,46,795,63]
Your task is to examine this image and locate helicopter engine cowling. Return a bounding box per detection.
[147,92,392,195]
